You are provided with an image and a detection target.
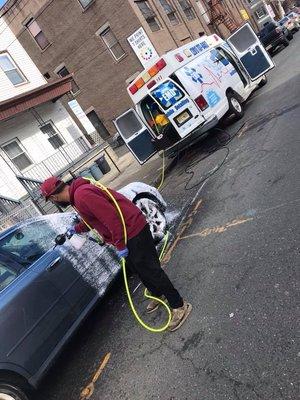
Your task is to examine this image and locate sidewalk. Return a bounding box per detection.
[99,148,169,190]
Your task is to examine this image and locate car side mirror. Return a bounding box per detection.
[15,232,24,241]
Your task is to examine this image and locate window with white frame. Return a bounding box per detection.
[39,122,65,149]
[135,1,161,31]
[178,0,196,20]
[55,65,80,94]
[0,53,26,86]
[78,0,94,9]
[100,28,126,61]
[159,0,179,25]
[2,140,32,171]
[26,19,50,50]
[255,6,267,19]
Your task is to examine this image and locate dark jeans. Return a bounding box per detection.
[127,224,183,309]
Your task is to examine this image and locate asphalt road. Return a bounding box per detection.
[37,37,300,400]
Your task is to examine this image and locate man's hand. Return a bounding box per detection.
[116,247,129,260]
[66,226,76,239]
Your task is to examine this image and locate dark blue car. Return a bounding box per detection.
[0,183,167,400]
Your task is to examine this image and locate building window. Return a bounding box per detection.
[255,6,267,19]
[159,0,179,25]
[26,19,50,50]
[178,0,196,20]
[100,28,126,61]
[0,53,26,86]
[55,65,80,94]
[39,122,65,149]
[78,0,94,9]
[135,1,161,31]
[2,140,32,171]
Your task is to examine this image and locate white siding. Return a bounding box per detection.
[0,101,87,199]
[0,19,46,101]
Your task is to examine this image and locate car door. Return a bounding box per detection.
[114,108,158,164]
[0,219,95,376]
[226,23,274,81]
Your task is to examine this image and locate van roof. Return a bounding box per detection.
[127,34,224,104]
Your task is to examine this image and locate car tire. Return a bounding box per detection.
[227,92,244,120]
[258,75,268,88]
[134,198,167,243]
[287,33,293,40]
[282,38,289,47]
[0,383,29,400]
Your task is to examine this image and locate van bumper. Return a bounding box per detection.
[165,115,219,156]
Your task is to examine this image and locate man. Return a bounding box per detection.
[41,176,192,332]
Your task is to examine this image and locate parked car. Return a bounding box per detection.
[287,11,300,26]
[259,21,293,54]
[279,15,299,33]
[0,182,167,400]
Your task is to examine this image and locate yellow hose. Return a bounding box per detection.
[157,151,165,191]
[82,179,172,333]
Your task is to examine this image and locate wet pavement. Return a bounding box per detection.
[36,37,300,400]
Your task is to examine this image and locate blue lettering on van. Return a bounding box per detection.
[175,98,189,110]
[206,90,221,107]
[189,41,209,56]
[166,109,175,117]
[230,69,237,76]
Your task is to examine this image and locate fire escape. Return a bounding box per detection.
[207,0,239,34]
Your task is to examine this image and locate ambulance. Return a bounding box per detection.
[114,24,274,164]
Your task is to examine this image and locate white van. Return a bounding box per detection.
[114,24,274,164]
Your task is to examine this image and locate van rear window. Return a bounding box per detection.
[151,81,184,110]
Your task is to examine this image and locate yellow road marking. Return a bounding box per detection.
[179,217,253,241]
[163,199,203,263]
[80,352,111,399]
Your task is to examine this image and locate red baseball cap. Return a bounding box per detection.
[40,176,63,200]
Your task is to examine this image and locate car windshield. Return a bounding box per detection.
[0,220,57,266]
[279,17,289,24]
[259,23,276,36]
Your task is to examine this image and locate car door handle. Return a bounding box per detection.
[46,257,61,272]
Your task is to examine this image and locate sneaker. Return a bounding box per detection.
[168,301,192,332]
[146,296,166,314]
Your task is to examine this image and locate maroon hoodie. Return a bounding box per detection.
[69,178,147,250]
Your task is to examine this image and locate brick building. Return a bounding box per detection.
[1,0,257,138]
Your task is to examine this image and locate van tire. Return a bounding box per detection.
[287,32,293,40]
[227,93,244,120]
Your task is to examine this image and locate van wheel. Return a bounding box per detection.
[227,93,244,120]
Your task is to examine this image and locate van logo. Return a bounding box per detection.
[184,67,203,83]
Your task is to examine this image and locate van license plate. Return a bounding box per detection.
[175,110,191,126]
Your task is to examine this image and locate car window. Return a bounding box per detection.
[259,23,276,36]
[0,221,57,266]
[0,262,17,291]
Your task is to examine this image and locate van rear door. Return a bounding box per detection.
[150,80,204,138]
[227,23,274,81]
[114,109,157,164]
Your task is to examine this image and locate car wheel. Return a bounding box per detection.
[134,198,167,243]
[0,383,29,400]
[282,38,290,47]
[227,92,244,120]
[287,33,293,40]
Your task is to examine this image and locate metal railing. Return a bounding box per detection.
[23,136,91,180]
[0,195,21,215]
